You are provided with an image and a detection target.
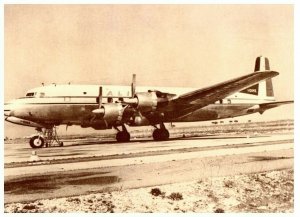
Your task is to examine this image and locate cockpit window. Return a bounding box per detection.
[26,92,35,97]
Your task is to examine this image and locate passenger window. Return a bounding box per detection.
[107,97,113,103]
[227,99,231,104]
[39,92,45,98]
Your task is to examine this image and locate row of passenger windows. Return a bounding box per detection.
[25,92,123,103]
[26,91,90,98]
[215,99,232,104]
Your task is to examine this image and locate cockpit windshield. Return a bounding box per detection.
[25,92,36,97]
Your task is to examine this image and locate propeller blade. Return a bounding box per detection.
[131,74,136,98]
[99,86,103,109]
[93,86,105,116]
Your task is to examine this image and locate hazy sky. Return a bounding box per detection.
[4,4,294,138]
[5,4,293,100]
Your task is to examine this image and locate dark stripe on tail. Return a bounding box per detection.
[254,56,270,71]
[266,78,274,97]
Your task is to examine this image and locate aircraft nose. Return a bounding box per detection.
[4,103,12,117]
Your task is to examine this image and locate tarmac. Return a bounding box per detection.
[4,133,294,204]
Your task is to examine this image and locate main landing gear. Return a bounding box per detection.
[29,127,64,148]
[152,123,170,141]
[113,123,170,142]
[114,125,130,142]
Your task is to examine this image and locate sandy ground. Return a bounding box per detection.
[5,169,294,213]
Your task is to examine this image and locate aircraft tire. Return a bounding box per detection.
[116,131,130,142]
[29,136,45,148]
[153,129,169,141]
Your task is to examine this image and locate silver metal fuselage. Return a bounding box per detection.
[4,84,274,129]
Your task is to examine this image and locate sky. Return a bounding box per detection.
[3,4,294,138]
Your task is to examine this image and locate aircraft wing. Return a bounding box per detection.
[259,100,294,110]
[170,71,279,110]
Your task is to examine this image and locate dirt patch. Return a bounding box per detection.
[4,171,118,195]
[67,176,120,185]
[4,169,294,213]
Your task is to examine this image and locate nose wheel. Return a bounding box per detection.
[152,123,170,141]
[29,127,63,148]
[29,136,45,149]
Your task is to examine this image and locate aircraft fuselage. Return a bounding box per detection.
[4,84,273,129]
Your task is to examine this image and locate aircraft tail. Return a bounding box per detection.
[239,56,275,100]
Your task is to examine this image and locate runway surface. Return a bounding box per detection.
[4,133,294,204]
[4,134,293,164]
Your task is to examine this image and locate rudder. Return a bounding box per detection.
[240,56,274,98]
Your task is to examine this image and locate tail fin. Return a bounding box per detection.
[240,56,275,99]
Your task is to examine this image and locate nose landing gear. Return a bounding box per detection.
[29,127,63,148]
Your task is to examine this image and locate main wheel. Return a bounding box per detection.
[116,131,130,142]
[153,129,170,141]
[160,129,170,140]
[29,136,45,148]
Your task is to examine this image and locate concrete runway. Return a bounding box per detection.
[4,133,293,164]
[4,133,294,203]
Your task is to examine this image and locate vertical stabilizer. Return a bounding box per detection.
[240,56,275,99]
[254,56,270,71]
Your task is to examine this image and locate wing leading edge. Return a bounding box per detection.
[170,70,279,110]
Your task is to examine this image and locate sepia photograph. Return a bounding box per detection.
[3,3,294,213]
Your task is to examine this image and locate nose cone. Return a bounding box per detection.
[4,103,12,117]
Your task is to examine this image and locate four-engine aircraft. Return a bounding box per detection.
[4,56,293,148]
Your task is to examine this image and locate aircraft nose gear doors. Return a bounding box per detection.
[114,124,130,142]
[29,127,64,148]
[152,123,170,141]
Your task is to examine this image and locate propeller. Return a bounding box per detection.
[123,74,138,105]
[92,86,105,116]
[98,86,103,109]
[131,74,136,98]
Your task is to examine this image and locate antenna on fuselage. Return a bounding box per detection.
[52,83,56,86]
[41,83,44,86]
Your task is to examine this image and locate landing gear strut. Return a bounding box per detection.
[29,126,63,148]
[114,124,130,142]
[152,122,170,141]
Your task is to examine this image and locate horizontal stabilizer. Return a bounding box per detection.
[259,100,294,110]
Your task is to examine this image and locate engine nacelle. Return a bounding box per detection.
[135,92,157,113]
[101,103,124,122]
[134,91,170,113]
[92,103,125,122]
